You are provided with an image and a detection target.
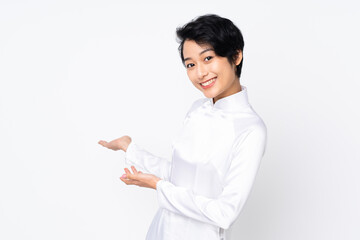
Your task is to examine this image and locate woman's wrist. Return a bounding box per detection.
[122,138,132,152]
[154,177,162,190]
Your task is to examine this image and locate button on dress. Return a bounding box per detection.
[124,85,267,240]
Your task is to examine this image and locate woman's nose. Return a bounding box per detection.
[196,64,208,79]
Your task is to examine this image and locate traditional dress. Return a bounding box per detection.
[125,85,267,240]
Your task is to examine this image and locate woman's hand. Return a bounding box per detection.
[120,166,161,190]
[98,135,132,152]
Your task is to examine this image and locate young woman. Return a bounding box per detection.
[98,14,267,240]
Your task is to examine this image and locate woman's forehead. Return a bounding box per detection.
[183,40,214,57]
[184,39,212,49]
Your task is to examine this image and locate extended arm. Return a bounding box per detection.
[124,140,172,181]
[155,126,267,229]
[123,99,205,180]
[98,135,172,181]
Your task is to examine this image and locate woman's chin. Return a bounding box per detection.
[201,89,218,99]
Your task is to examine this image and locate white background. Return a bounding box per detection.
[1,0,359,239]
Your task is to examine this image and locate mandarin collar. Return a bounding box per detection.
[207,85,250,112]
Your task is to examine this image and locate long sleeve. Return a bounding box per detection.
[124,140,172,181]
[155,125,267,229]
[123,99,205,180]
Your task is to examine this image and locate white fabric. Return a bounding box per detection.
[124,85,267,240]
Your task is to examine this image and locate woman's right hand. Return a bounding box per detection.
[98,135,132,152]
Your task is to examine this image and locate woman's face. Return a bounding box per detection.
[183,39,242,103]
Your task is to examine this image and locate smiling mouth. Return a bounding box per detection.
[200,77,217,86]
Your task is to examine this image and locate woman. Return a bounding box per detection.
[98,14,267,240]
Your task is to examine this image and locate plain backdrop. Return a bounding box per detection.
[1,0,359,239]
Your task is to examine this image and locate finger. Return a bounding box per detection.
[98,140,108,147]
[120,177,131,185]
[120,174,127,179]
[131,166,138,174]
[124,168,133,178]
[120,177,139,186]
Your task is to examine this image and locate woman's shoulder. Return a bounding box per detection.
[232,106,267,141]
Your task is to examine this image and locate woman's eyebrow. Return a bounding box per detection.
[184,48,214,62]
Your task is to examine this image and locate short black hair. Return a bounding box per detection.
[176,14,245,79]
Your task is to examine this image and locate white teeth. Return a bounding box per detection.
[201,78,216,86]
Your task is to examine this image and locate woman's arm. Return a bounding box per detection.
[98,136,172,181]
[100,98,205,185]
[124,140,172,181]
[116,98,205,180]
[155,126,267,230]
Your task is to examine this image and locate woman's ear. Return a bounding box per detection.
[235,50,243,66]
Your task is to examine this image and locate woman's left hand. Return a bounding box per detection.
[120,166,161,190]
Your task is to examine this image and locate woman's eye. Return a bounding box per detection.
[186,63,194,68]
[205,56,213,61]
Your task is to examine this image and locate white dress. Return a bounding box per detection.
[124,85,267,240]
